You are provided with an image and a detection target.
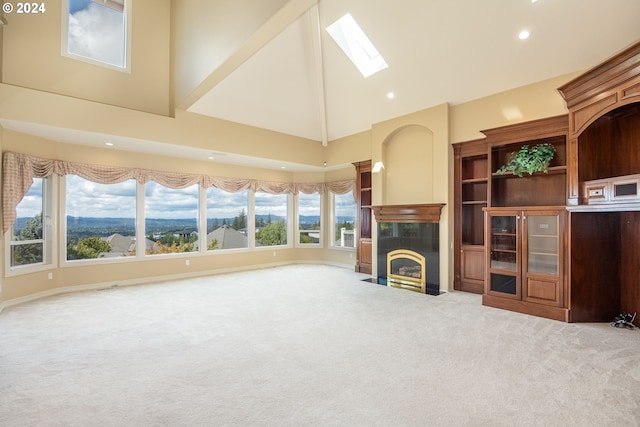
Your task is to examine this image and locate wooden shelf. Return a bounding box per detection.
[491,165,567,179]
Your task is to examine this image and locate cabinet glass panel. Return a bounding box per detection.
[490,273,517,295]
[490,216,516,271]
[527,215,558,275]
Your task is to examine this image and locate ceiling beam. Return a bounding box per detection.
[308,3,328,146]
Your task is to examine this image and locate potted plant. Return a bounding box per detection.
[496,143,556,177]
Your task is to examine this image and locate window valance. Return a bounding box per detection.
[2,151,355,233]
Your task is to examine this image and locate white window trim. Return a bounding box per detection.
[60,0,132,73]
[329,191,357,251]
[6,175,58,277]
[295,192,323,248]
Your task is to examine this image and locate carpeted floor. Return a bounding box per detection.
[1,264,639,426]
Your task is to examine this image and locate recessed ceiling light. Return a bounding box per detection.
[519,30,530,40]
[326,13,388,78]
[280,166,286,169]
[105,142,114,146]
[386,92,395,99]
[208,156,215,160]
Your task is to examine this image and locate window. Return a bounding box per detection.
[297,192,321,245]
[63,0,129,70]
[145,182,198,255]
[206,187,249,250]
[65,175,136,260]
[254,192,289,247]
[331,191,357,248]
[9,177,54,269]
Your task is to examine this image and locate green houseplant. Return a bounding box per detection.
[496,143,556,177]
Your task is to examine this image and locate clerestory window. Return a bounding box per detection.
[63,0,130,70]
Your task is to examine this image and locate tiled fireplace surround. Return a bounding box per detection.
[372,204,444,295]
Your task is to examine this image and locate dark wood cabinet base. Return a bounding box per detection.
[483,294,570,322]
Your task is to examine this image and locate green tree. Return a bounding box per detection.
[233,208,247,230]
[208,238,219,250]
[256,220,287,246]
[68,237,112,259]
[13,213,44,265]
[19,212,43,240]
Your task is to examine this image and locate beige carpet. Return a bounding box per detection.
[1,264,639,426]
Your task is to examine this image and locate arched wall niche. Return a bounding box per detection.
[577,101,640,184]
[380,124,434,205]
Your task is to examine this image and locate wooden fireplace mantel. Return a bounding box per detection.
[371,204,444,223]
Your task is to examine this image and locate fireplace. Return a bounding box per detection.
[387,249,426,293]
[373,204,444,295]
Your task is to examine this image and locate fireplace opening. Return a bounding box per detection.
[377,221,440,295]
[387,249,426,293]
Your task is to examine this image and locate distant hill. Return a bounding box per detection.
[14,214,354,237]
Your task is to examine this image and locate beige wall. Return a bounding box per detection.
[0,83,327,169]
[449,72,580,143]
[2,0,171,116]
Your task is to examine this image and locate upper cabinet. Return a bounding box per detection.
[558,40,640,206]
[483,115,568,208]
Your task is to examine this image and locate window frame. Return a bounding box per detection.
[61,0,132,72]
[143,181,200,257]
[5,175,58,277]
[204,187,250,252]
[63,174,138,263]
[329,190,357,250]
[253,192,291,249]
[295,191,322,248]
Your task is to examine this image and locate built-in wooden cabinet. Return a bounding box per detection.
[483,207,568,321]
[453,116,568,302]
[479,116,569,321]
[453,39,640,325]
[354,160,372,274]
[558,40,640,326]
[453,139,487,294]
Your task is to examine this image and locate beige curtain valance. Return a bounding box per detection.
[2,151,355,233]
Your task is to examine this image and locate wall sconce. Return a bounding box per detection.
[372,161,384,173]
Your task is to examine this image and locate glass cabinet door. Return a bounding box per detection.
[526,215,559,275]
[488,213,519,297]
[490,215,517,270]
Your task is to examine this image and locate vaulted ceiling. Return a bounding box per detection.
[183,0,640,144]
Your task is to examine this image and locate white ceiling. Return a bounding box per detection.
[187,0,640,143]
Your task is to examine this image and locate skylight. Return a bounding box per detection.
[326,13,388,78]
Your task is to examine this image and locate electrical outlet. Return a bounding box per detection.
[185,259,190,266]
[273,251,276,257]
[48,272,53,280]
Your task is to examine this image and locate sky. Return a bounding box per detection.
[61,176,343,219]
[67,0,126,67]
[18,178,355,221]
